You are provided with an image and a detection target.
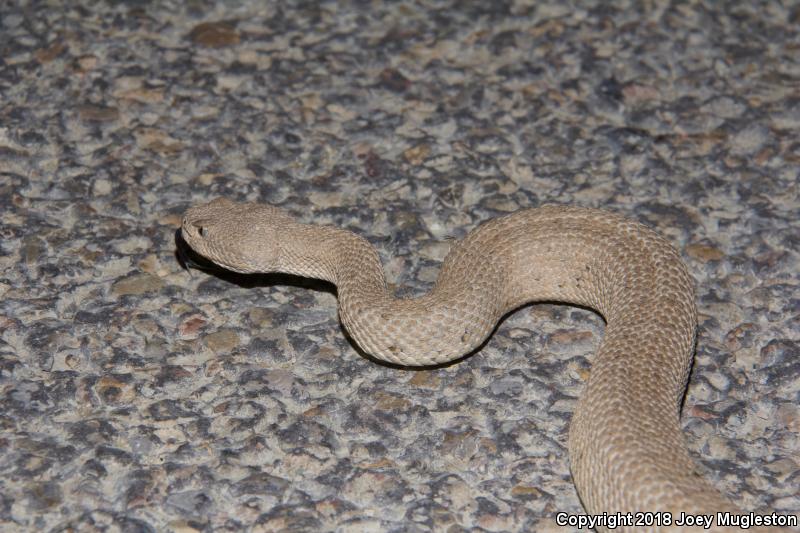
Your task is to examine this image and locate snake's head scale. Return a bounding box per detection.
[181,198,294,274]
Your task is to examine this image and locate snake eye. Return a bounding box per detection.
[191,220,211,238]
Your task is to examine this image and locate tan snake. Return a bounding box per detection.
[181,198,788,532]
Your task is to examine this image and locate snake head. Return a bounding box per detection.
[181,198,294,274]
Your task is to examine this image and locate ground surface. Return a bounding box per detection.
[1,1,798,532]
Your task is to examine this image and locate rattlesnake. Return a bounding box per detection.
[181,198,788,532]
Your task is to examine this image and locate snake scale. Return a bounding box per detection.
[181,198,787,532]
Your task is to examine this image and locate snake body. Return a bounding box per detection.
[181,198,784,532]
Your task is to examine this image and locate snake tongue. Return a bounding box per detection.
[178,249,223,274]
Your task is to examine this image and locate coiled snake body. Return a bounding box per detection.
[181,198,785,532]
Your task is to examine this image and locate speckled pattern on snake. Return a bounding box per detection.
[180,198,790,532]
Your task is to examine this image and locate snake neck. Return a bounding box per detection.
[276,222,388,296]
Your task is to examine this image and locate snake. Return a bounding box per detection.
[180,198,788,532]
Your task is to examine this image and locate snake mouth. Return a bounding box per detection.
[175,227,223,273]
[176,232,259,275]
